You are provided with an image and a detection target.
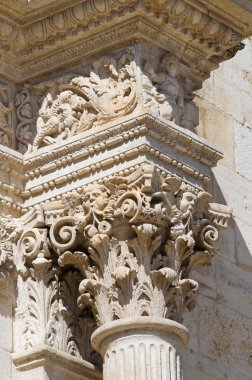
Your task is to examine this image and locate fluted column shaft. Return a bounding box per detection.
[92,317,188,380]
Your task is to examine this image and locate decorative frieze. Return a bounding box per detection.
[0,87,223,215]
[0,44,199,153]
[0,0,250,81]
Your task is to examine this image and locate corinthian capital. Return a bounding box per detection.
[44,164,231,326]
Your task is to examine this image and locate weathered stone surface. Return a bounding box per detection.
[0,347,12,380]
[183,351,252,380]
[0,294,12,352]
[12,346,101,380]
[0,2,251,380]
[235,121,252,181]
[198,297,252,376]
[10,163,230,379]
[182,36,252,380]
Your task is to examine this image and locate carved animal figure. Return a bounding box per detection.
[32,91,86,149]
[31,55,138,150]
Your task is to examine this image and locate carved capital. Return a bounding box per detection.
[14,210,98,364]
[33,164,230,326]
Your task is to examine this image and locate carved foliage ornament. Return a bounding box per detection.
[15,84,36,153]
[12,214,99,364]
[0,216,18,280]
[15,220,98,363]
[30,49,138,150]
[17,165,231,329]
[28,46,198,151]
[0,83,12,148]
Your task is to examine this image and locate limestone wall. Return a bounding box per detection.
[183,38,252,380]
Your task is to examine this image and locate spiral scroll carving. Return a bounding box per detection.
[17,164,231,327]
[49,217,77,255]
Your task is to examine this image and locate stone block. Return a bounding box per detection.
[191,262,217,299]
[195,101,235,170]
[235,218,252,271]
[213,79,243,123]
[195,73,215,105]
[0,294,12,351]
[212,164,252,226]
[215,219,237,263]
[197,295,252,377]
[12,346,101,380]
[234,120,252,182]
[214,60,252,98]
[0,348,12,380]
[183,350,252,380]
[215,255,252,318]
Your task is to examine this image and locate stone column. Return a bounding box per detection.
[14,164,230,380]
[92,317,188,380]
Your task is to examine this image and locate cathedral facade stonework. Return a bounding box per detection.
[0,1,252,379]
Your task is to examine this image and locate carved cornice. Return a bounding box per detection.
[0,0,250,81]
[0,113,223,215]
[0,18,218,82]
[0,45,225,214]
[12,345,102,379]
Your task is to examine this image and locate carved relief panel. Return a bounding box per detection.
[6,43,200,153]
[15,84,36,153]
[0,81,13,148]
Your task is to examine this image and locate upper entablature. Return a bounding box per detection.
[0,0,251,82]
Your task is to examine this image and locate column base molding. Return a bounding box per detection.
[12,345,102,380]
[92,317,189,380]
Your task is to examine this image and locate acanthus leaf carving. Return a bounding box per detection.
[20,164,230,327]
[14,219,100,364]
